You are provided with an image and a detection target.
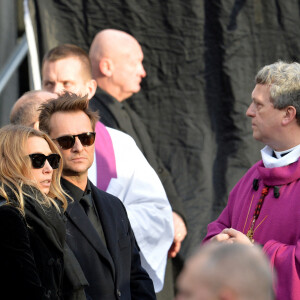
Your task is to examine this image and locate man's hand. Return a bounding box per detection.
[210,231,231,243]
[222,228,253,245]
[168,212,187,258]
[210,228,253,246]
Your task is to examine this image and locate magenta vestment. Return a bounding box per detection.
[203,159,300,300]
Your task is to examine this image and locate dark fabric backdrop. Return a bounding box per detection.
[29,0,300,259]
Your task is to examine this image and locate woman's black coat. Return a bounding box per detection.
[0,187,66,299]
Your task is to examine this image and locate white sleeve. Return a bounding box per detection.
[88,152,97,186]
[106,127,174,292]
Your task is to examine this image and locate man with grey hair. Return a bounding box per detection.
[203,61,300,300]
[10,90,57,128]
[176,243,274,300]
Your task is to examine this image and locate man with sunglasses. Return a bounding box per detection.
[42,43,173,293]
[39,92,156,299]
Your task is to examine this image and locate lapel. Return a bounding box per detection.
[92,89,121,129]
[110,101,142,149]
[90,184,121,280]
[64,185,116,280]
[121,102,152,152]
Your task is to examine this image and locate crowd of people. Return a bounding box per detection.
[1,28,300,300]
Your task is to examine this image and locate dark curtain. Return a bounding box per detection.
[29,0,300,258]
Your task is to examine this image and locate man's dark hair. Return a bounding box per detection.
[39,92,99,134]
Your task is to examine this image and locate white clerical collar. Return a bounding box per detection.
[261,144,300,168]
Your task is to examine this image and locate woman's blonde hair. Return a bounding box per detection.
[0,124,68,212]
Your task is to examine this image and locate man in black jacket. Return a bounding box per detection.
[39,92,156,300]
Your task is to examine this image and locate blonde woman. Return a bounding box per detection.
[0,125,68,299]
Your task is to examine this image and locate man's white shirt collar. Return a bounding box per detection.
[261,144,300,168]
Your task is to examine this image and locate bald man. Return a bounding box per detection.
[176,243,275,300]
[10,90,57,129]
[89,29,146,102]
[89,30,187,298]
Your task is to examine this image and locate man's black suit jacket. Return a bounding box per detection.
[61,178,156,300]
[89,88,186,220]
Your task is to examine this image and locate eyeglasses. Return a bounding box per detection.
[29,153,60,169]
[53,132,96,150]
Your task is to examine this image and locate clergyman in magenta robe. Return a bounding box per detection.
[203,61,300,300]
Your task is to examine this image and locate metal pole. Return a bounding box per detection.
[23,0,41,90]
[0,34,28,95]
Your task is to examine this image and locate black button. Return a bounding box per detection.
[45,290,51,298]
[56,258,61,266]
[117,289,121,297]
[48,258,55,266]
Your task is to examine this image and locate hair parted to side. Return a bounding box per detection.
[256,61,300,124]
[42,44,93,79]
[39,92,99,135]
[0,124,68,212]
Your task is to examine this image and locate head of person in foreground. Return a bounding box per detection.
[176,242,275,300]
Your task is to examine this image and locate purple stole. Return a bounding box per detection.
[95,122,117,191]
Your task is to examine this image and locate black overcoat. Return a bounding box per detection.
[62,179,156,300]
[0,187,66,299]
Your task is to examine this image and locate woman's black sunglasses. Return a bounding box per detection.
[29,153,61,169]
[53,132,96,150]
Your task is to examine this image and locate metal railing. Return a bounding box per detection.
[0,0,42,96]
[0,34,28,95]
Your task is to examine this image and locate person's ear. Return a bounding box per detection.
[86,79,97,100]
[99,57,113,77]
[282,106,297,126]
[33,121,40,130]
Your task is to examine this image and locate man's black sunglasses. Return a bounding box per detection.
[29,153,60,169]
[53,132,96,150]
